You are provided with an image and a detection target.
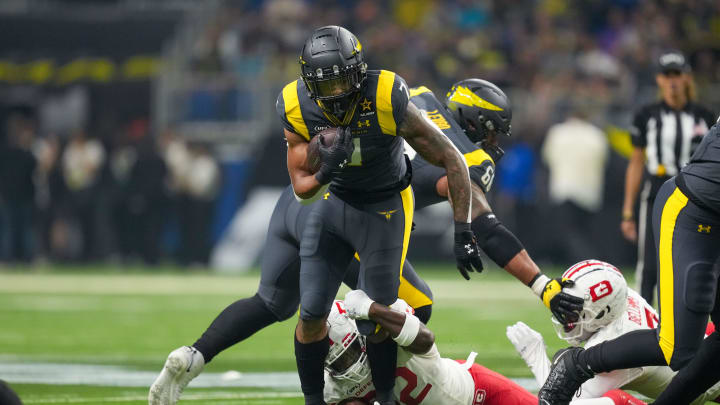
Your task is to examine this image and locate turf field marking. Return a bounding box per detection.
[22,391,304,403]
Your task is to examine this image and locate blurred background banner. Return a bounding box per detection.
[1,0,719,271]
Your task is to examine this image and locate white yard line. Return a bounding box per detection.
[23,391,304,403]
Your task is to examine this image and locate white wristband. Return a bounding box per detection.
[530,274,551,298]
[393,313,421,347]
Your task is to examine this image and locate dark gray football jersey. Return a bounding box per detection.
[276,70,411,203]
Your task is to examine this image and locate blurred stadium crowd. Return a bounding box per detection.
[1,0,719,267]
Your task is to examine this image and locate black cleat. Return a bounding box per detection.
[538,347,595,405]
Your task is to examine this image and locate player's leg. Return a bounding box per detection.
[343,257,433,324]
[538,181,681,403]
[192,237,301,363]
[353,186,414,405]
[639,191,658,304]
[648,262,720,405]
[150,190,303,405]
[296,201,355,405]
[581,181,719,371]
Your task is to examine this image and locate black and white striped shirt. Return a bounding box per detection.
[630,101,715,177]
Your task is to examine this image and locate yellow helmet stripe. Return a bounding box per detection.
[449,85,504,111]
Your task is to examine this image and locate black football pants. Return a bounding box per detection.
[298,186,415,323]
[581,179,720,399]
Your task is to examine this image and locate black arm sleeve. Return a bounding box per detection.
[471,212,524,267]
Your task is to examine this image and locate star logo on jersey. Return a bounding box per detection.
[376,210,398,221]
[360,98,372,111]
[698,224,712,233]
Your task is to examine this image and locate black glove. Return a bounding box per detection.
[315,127,354,185]
[541,278,585,324]
[453,222,483,280]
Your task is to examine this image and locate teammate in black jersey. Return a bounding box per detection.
[282,26,479,405]
[539,120,720,405]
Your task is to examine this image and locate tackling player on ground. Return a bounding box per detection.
[507,260,720,405]
[324,290,621,405]
[325,293,537,405]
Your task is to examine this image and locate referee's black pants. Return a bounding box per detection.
[636,176,670,305]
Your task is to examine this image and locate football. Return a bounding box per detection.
[306,127,340,173]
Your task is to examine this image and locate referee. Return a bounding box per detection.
[621,50,715,305]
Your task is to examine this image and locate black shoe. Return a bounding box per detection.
[538,347,594,405]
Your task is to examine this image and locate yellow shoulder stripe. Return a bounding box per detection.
[449,85,503,111]
[282,80,310,141]
[464,148,494,166]
[376,70,397,136]
[409,86,432,98]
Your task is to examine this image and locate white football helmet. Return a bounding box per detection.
[325,300,371,383]
[552,260,628,345]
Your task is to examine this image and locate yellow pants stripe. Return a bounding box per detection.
[282,80,310,141]
[397,186,432,308]
[658,187,688,365]
[376,70,397,136]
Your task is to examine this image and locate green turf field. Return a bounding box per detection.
[0,265,609,404]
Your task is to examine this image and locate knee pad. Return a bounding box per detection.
[684,262,718,313]
[256,291,299,322]
[299,290,332,321]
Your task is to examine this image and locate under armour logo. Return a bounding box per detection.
[338,159,348,169]
[465,243,474,254]
[323,192,330,200]
[376,209,398,221]
[698,224,712,233]
[357,119,371,128]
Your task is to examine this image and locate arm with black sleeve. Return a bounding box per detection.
[468,182,584,324]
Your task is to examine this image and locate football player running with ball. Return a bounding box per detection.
[148,34,581,403]
[280,25,480,405]
[507,260,720,405]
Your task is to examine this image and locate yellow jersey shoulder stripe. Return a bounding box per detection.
[282,80,310,141]
[464,148,494,167]
[409,86,432,98]
[376,70,397,136]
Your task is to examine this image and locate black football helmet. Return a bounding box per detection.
[445,79,512,143]
[300,26,367,121]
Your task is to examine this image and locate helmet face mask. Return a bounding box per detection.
[300,26,367,120]
[326,301,371,383]
[553,260,628,345]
